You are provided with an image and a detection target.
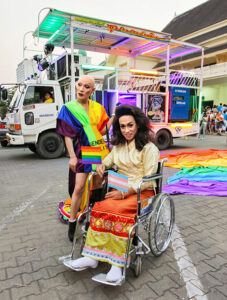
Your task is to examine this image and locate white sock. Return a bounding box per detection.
[69,219,77,223]
[71,257,98,269]
[106,265,122,282]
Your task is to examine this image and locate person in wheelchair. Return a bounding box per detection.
[71,105,159,283]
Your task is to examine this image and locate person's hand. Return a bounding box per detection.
[69,157,78,173]
[96,164,105,178]
[105,190,124,200]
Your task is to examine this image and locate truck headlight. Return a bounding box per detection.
[25,112,34,125]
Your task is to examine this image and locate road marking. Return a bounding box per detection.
[0,185,50,232]
[172,225,208,300]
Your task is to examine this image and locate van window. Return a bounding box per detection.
[23,86,54,106]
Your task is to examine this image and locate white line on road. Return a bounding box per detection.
[0,185,51,232]
[172,225,208,300]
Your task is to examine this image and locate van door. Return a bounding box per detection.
[22,86,58,135]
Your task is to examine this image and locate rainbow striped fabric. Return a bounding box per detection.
[81,146,102,164]
[108,170,128,192]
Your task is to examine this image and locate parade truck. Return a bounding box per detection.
[5,52,89,158]
[5,8,204,157]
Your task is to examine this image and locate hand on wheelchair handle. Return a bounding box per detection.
[95,164,105,178]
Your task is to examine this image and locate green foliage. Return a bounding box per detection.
[0,101,7,119]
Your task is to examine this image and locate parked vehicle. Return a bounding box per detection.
[0,117,8,147]
[4,8,204,157]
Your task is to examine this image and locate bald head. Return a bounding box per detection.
[76,75,95,103]
[78,75,95,88]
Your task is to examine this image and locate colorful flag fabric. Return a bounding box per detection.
[162,180,227,197]
[81,146,102,164]
[160,149,227,169]
[162,149,227,197]
[108,171,128,192]
[167,166,227,184]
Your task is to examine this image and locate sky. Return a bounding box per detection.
[0,0,208,83]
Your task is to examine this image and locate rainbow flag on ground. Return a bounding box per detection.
[81,146,102,164]
[108,170,128,192]
[162,149,227,197]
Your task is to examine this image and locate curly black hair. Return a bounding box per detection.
[111,105,154,151]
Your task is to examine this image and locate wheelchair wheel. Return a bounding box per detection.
[134,255,142,277]
[148,193,175,257]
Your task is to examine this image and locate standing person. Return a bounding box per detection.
[209,110,215,134]
[57,75,115,241]
[216,111,224,135]
[70,105,159,283]
[212,105,218,114]
[224,110,227,132]
[217,103,223,112]
[221,104,227,114]
[198,111,207,139]
[206,111,211,134]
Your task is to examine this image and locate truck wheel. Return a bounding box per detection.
[155,130,171,150]
[1,141,8,147]
[27,144,37,153]
[36,132,65,159]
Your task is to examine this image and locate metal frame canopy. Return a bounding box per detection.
[33,8,204,118]
[33,8,203,60]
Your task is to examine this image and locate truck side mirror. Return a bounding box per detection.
[2,88,8,100]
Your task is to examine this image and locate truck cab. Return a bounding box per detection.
[7,80,65,158]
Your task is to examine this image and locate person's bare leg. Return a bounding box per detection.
[70,173,88,221]
[68,173,88,242]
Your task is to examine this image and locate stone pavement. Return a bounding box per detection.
[0,135,226,300]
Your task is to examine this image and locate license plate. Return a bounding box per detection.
[6,135,10,143]
[9,124,14,130]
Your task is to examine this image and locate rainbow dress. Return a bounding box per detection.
[56,99,109,173]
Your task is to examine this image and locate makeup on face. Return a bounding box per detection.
[119,115,138,142]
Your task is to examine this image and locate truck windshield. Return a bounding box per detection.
[9,87,24,110]
[23,86,54,105]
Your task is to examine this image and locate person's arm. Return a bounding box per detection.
[104,187,135,200]
[95,147,114,177]
[100,114,115,135]
[132,143,159,192]
[65,136,77,173]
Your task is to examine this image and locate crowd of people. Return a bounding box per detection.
[198,103,227,139]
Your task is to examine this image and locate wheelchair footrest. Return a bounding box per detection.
[63,259,88,272]
[58,254,72,262]
[92,273,123,286]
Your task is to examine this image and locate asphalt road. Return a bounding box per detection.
[0,135,226,300]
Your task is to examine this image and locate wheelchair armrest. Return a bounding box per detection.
[141,173,162,182]
[136,158,167,215]
[90,167,117,177]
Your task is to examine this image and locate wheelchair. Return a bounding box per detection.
[59,158,175,286]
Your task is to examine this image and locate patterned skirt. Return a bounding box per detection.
[82,189,154,267]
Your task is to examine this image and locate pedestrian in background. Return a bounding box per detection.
[198,111,208,139]
[216,111,224,136]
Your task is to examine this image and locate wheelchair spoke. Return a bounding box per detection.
[148,193,175,256]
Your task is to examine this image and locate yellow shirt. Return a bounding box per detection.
[103,140,159,191]
[44,98,54,103]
